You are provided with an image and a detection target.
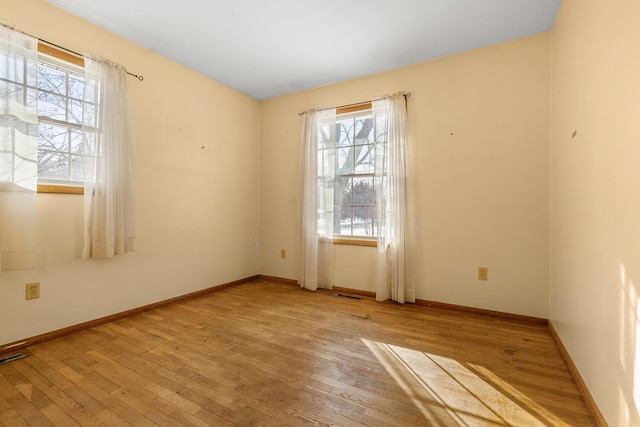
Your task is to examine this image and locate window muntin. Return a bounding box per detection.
[32,53,89,185]
[320,107,382,238]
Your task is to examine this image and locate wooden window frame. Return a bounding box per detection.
[336,102,372,115]
[38,43,84,67]
[333,238,377,247]
[37,184,83,194]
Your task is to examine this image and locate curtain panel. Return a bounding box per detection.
[82,56,136,259]
[0,26,38,271]
[373,93,414,303]
[299,108,338,291]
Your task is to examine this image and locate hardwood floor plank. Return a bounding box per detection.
[10,359,108,426]
[75,378,157,427]
[0,394,9,414]
[0,371,54,426]
[0,408,29,427]
[0,279,597,426]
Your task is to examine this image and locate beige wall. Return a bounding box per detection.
[0,0,261,346]
[261,33,551,317]
[550,0,640,425]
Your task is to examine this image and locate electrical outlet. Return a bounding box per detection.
[281,249,286,259]
[25,282,40,300]
[478,267,488,281]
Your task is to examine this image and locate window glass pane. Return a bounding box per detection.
[68,74,84,99]
[339,206,352,235]
[38,123,69,151]
[37,63,66,95]
[354,144,374,174]
[68,98,83,124]
[336,147,353,174]
[353,177,374,206]
[334,176,351,206]
[70,155,84,181]
[354,116,373,145]
[38,151,69,180]
[37,91,66,120]
[337,118,353,147]
[69,129,83,154]
[353,207,375,236]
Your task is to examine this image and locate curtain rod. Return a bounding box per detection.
[298,92,411,116]
[2,23,144,81]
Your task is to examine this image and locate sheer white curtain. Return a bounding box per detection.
[373,93,414,303]
[299,108,337,291]
[0,26,38,271]
[82,56,136,259]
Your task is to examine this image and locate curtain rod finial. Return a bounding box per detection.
[127,71,143,81]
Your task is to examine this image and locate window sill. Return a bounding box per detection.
[37,184,84,195]
[333,238,377,247]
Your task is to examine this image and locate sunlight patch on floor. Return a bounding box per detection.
[362,338,571,426]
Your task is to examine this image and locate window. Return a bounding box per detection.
[34,45,87,193]
[320,104,381,239]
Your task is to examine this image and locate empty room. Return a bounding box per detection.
[1,0,638,425]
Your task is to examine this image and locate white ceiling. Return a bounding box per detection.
[44,0,560,100]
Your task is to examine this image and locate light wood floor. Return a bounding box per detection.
[0,280,596,426]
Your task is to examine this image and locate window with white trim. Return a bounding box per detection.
[34,48,88,190]
[327,105,380,238]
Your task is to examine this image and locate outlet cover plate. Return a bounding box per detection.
[25,282,40,300]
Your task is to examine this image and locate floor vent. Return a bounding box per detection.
[0,353,28,366]
[329,293,363,301]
